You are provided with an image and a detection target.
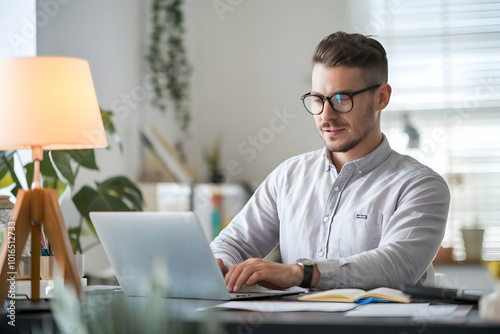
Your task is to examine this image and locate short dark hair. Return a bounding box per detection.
[313,31,388,84]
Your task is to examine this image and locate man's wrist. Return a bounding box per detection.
[291,263,305,287]
[311,264,320,289]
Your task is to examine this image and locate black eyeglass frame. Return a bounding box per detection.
[300,84,381,115]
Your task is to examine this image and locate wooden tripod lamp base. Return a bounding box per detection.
[0,188,82,302]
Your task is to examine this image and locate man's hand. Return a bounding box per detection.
[224,258,304,292]
[216,258,229,276]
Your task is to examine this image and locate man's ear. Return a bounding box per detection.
[376,83,392,111]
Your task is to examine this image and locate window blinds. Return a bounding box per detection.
[374,0,500,261]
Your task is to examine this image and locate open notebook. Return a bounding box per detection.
[298,287,411,303]
[90,211,300,300]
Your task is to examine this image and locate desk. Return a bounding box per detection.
[1,290,499,334]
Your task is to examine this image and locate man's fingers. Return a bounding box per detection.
[225,258,258,292]
[243,271,263,288]
[225,263,244,292]
[234,265,262,291]
[217,258,228,276]
[224,258,299,292]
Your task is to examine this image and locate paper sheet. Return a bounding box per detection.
[198,301,358,312]
[412,305,473,324]
[344,303,473,320]
[344,303,431,317]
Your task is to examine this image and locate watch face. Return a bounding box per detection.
[297,258,316,266]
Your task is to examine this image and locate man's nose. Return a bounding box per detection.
[321,100,338,121]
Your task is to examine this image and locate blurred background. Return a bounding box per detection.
[1,0,499,283]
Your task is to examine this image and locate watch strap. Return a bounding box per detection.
[298,263,313,288]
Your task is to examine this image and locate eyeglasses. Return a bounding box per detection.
[300,84,381,115]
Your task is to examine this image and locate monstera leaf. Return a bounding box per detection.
[0,151,22,196]
[100,109,123,153]
[72,176,144,235]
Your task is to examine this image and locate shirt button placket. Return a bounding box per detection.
[319,216,329,259]
[321,180,343,261]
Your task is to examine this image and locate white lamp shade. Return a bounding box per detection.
[0,57,108,150]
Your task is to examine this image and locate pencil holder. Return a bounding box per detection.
[40,254,85,280]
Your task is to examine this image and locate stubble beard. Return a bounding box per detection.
[322,102,377,153]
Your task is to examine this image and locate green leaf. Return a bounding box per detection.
[68,226,88,237]
[40,177,68,197]
[25,152,60,188]
[68,227,83,254]
[69,236,79,255]
[55,180,69,198]
[25,162,34,189]
[0,151,15,182]
[0,151,16,190]
[67,150,99,170]
[101,109,123,154]
[0,172,14,189]
[40,151,58,177]
[0,151,23,195]
[97,176,144,211]
[100,110,115,137]
[72,186,100,220]
[72,178,143,236]
[49,151,75,188]
[11,184,22,197]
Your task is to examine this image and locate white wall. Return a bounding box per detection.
[0,0,36,57]
[0,0,36,199]
[183,0,350,187]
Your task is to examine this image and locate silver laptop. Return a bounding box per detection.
[90,211,301,300]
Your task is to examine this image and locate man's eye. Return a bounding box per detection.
[334,94,349,103]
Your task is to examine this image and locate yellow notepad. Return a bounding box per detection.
[298,287,411,303]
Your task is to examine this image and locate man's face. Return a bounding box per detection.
[311,64,380,156]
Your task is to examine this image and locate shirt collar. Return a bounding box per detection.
[322,134,393,176]
[323,148,334,173]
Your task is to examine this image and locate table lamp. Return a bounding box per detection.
[0,57,108,301]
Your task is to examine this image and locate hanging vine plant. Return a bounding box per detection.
[147,0,192,132]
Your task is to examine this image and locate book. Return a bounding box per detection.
[298,287,411,303]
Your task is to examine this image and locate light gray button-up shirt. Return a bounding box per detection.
[210,135,450,290]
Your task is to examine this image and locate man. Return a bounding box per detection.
[210,31,450,292]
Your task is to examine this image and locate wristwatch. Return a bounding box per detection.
[296,258,316,288]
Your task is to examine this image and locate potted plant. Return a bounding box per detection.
[147,0,192,132]
[460,218,485,263]
[203,139,224,184]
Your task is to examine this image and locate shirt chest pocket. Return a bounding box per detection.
[339,212,383,257]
